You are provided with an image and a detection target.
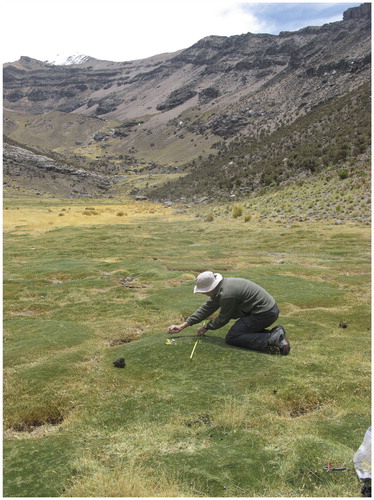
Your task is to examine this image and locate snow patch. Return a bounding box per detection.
[44,53,90,66]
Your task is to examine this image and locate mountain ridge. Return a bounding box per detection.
[3,3,371,209]
[4,6,370,123]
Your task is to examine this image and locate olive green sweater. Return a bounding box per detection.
[187,277,276,330]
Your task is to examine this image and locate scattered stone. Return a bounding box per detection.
[198,197,209,203]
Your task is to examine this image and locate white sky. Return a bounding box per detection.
[1,1,361,64]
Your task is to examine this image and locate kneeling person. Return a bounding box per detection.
[167,271,290,355]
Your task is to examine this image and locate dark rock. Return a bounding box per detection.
[27,89,50,101]
[7,90,24,102]
[113,357,126,368]
[157,86,197,111]
[343,3,371,20]
[198,87,220,103]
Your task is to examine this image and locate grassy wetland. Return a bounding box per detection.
[3,196,371,497]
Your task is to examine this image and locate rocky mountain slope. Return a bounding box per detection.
[3,3,371,204]
[3,139,115,198]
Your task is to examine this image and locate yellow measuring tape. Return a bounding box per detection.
[189,339,200,361]
[189,320,206,361]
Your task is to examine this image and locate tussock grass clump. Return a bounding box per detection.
[64,458,185,497]
[232,205,243,218]
[82,210,99,216]
[212,395,251,430]
[181,273,195,281]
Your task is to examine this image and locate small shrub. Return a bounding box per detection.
[244,215,252,222]
[232,205,243,218]
[338,169,349,179]
[117,211,125,217]
[205,213,214,222]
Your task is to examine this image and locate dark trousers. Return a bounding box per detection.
[225,304,279,351]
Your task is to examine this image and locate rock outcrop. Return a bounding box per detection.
[3,143,114,197]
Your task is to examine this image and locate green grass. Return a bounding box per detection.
[3,198,371,497]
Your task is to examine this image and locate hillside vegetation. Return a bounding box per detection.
[144,83,371,205]
[3,80,371,223]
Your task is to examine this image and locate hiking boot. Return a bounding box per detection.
[268,338,290,355]
[267,325,290,355]
[268,325,286,346]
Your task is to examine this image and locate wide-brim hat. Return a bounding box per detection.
[194,271,223,293]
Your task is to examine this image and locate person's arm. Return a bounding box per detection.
[186,298,220,327]
[167,297,220,335]
[205,296,237,330]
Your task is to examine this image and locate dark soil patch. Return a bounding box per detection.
[107,338,132,346]
[12,413,64,433]
[289,404,322,418]
[186,414,212,427]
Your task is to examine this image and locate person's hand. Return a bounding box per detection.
[168,325,181,334]
[168,322,188,334]
[197,326,208,336]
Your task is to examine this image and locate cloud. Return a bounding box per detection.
[0,0,362,63]
[240,2,362,34]
[1,0,261,62]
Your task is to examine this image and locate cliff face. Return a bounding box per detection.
[343,3,371,20]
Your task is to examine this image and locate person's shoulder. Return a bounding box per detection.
[221,277,243,295]
[225,277,247,285]
[225,277,254,291]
